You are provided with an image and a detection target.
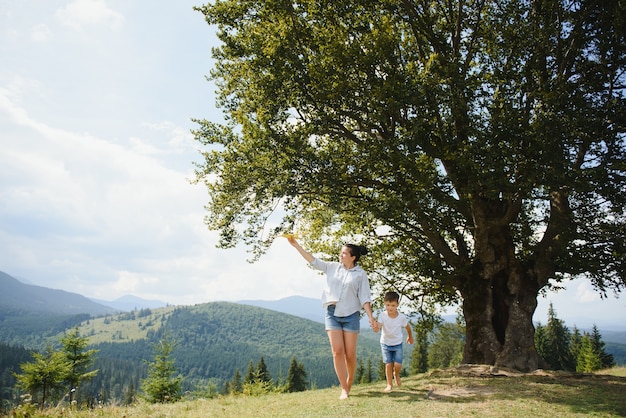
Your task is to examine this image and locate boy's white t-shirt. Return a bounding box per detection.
[378,311,409,346]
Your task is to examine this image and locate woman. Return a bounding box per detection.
[287,237,376,400]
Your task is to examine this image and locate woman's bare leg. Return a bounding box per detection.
[327,330,359,399]
[343,331,359,392]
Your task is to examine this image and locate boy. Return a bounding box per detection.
[373,291,414,392]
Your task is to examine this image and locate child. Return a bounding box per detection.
[373,291,414,392]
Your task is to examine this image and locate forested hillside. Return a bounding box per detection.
[68,302,383,401]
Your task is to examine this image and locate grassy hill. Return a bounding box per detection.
[18,366,626,417]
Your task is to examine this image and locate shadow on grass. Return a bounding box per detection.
[352,372,626,416]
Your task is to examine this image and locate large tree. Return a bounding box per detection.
[193,0,626,371]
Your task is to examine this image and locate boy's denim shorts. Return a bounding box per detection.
[381,343,403,364]
[325,305,360,333]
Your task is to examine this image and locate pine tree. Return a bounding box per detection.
[256,356,271,384]
[410,315,440,374]
[427,322,464,369]
[539,304,574,371]
[577,334,603,372]
[355,359,365,384]
[285,357,307,392]
[534,322,548,368]
[590,325,615,369]
[60,327,98,404]
[377,359,386,381]
[244,360,256,384]
[359,357,373,384]
[140,334,183,403]
[123,383,136,406]
[228,369,242,394]
[570,327,582,366]
[14,344,70,410]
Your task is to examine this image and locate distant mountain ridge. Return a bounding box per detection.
[238,295,325,323]
[0,270,117,316]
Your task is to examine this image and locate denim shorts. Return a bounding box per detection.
[325,305,360,333]
[381,343,403,364]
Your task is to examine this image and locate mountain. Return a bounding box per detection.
[0,270,117,316]
[238,295,325,323]
[0,270,120,347]
[91,294,168,311]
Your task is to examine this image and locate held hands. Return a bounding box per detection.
[370,318,380,332]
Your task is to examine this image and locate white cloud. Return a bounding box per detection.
[56,0,124,31]
[31,24,52,42]
[575,281,602,303]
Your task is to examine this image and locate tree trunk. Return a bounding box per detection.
[460,267,540,372]
[459,199,541,372]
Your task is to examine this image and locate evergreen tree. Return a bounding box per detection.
[355,359,365,385]
[60,327,99,404]
[577,334,603,373]
[123,383,136,406]
[428,322,464,369]
[409,314,440,374]
[570,327,582,367]
[359,357,374,384]
[285,357,307,393]
[255,356,271,384]
[14,344,70,410]
[140,334,183,403]
[244,360,256,384]
[228,369,242,394]
[590,325,615,369]
[377,360,386,382]
[534,323,548,368]
[539,304,574,371]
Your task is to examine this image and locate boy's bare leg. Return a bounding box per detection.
[384,363,393,392]
[394,363,402,387]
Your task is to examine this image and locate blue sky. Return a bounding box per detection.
[1,0,623,330]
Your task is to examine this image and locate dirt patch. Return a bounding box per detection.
[422,364,545,399]
[425,384,497,400]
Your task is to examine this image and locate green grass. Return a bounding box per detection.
[11,367,626,418]
[80,306,177,344]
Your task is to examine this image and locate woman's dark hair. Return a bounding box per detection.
[345,244,368,264]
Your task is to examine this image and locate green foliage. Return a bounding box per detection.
[226,369,242,395]
[535,304,575,370]
[0,343,32,413]
[0,308,90,349]
[60,327,99,403]
[377,359,386,381]
[355,357,375,384]
[410,315,442,374]
[140,334,183,403]
[590,326,615,369]
[427,322,465,369]
[285,357,307,392]
[14,344,70,409]
[577,335,603,373]
[194,0,626,370]
[255,356,271,385]
[535,307,615,372]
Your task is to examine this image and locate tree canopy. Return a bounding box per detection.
[193,0,626,371]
